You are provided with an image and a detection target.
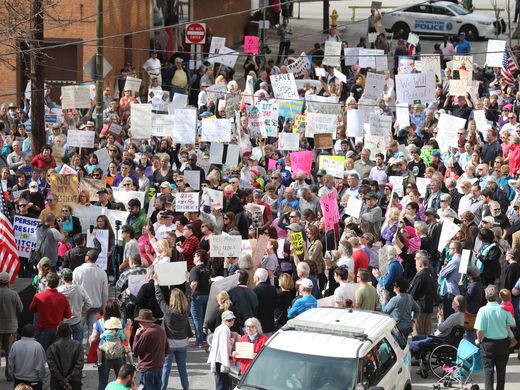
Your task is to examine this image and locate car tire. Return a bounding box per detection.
[460,25,479,41]
[392,22,410,39]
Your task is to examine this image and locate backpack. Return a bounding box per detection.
[103,337,125,360]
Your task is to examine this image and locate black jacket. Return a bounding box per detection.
[253,282,277,333]
[228,284,258,328]
[62,238,101,270]
[134,280,163,320]
[408,268,436,314]
[155,285,192,340]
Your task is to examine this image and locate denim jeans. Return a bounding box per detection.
[443,293,455,321]
[82,309,101,350]
[70,322,83,343]
[140,369,162,390]
[214,362,231,390]
[35,329,57,351]
[161,346,189,390]
[97,353,123,390]
[190,294,209,346]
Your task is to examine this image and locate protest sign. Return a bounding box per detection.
[79,178,106,202]
[306,96,341,115]
[293,114,307,133]
[128,274,147,296]
[333,68,347,84]
[59,164,77,175]
[170,95,188,111]
[420,55,441,80]
[371,1,382,8]
[268,159,277,171]
[101,208,130,238]
[206,84,227,102]
[225,144,240,167]
[395,103,410,127]
[209,142,224,164]
[344,196,362,219]
[305,112,337,138]
[437,113,467,151]
[209,36,226,58]
[473,110,491,133]
[368,114,392,137]
[258,101,279,137]
[278,100,304,118]
[459,249,471,275]
[246,203,265,229]
[314,133,333,149]
[108,122,123,136]
[67,130,95,148]
[388,176,404,197]
[112,189,146,209]
[123,76,142,94]
[295,79,322,91]
[358,98,376,125]
[204,273,240,323]
[290,151,312,176]
[225,93,241,118]
[210,235,242,257]
[12,190,27,202]
[13,215,39,258]
[287,52,310,77]
[452,55,473,81]
[344,47,359,66]
[368,32,378,44]
[270,73,299,100]
[289,231,304,255]
[235,342,255,359]
[252,234,270,267]
[486,40,507,67]
[279,132,300,151]
[319,156,344,178]
[416,177,431,198]
[215,46,240,68]
[323,41,342,67]
[150,90,169,112]
[50,174,79,205]
[94,147,111,173]
[242,240,253,255]
[172,108,197,144]
[155,262,188,286]
[175,192,200,212]
[130,104,152,139]
[375,52,388,72]
[365,135,387,157]
[184,170,201,191]
[437,219,460,253]
[203,188,223,209]
[61,86,91,109]
[395,72,436,103]
[364,72,386,100]
[151,114,175,137]
[358,48,377,68]
[74,204,102,233]
[407,32,420,47]
[314,67,326,78]
[87,229,109,270]
[246,105,266,139]
[346,110,363,137]
[320,192,339,231]
[449,79,468,97]
[201,118,231,142]
[244,36,259,54]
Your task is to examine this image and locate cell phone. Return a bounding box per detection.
[90,225,94,233]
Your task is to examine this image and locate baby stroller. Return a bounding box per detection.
[432,339,482,390]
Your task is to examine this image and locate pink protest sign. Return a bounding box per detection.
[268,159,277,171]
[244,36,259,55]
[320,192,339,232]
[290,151,312,176]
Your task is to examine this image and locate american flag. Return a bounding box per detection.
[501,48,518,85]
[0,181,19,283]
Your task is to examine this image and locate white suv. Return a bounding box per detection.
[234,308,412,390]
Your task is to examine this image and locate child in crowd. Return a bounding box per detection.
[97,317,132,366]
[499,289,517,347]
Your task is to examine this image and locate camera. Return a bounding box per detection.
[115,220,122,230]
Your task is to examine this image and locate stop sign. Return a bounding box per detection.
[185,23,206,45]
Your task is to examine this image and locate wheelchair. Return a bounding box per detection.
[417,326,466,379]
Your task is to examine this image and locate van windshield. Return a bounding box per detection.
[240,347,358,390]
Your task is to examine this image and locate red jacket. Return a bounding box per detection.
[232,333,268,374]
[31,153,57,170]
[29,288,71,330]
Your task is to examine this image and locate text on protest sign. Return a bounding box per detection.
[128,275,147,296]
[344,47,359,66]
[314,133,333,149]
[66,130,96,148]
[289,231,304,255]
[112,189,146,209]
[202,188,223,209]
[184,170,201,190]
[209,36,226,57]
[286,52,310,77]
[322,41,342,67]
[246,105,266,139]
[258,101,279,137]
[244,36,259,54]
[395,103,410,127]
[395,72,436,104]
[270,73,299,100]
[50,174,79,205]
[318,155,345,178]
[290,151,312,176]
[305,112,338,138]
[344,196,362,219]
[278,99,304,118]
[210,235,242,257]
[278,132,300,151]
[420,55,441,80]
[13,216,39,258]
[123,76,142,93]
[320,192,340,231]
[201,118,231,142]
[151,114,175,137]
[436,113,467,152]
[486,40,507,67]
[175,192,200,212]
[368,113,392,137]
[87,230,109,270]
[61,86,91,109]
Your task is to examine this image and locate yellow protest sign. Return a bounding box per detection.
[289,231,304,255]
[292,114,307,133]
[49,174,79,206]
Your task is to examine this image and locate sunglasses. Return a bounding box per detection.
[61,209,70,213]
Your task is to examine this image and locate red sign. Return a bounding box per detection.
[185,23,206,45]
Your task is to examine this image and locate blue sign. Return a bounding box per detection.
[45,114,57,123]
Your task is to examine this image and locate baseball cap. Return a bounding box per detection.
[317,169,327,177]
[97,188,108,195]
[61,268,73,279]
[424,208,439,218]
[297,278,313,289]
[482,216,495,225]
[221,310,236,321]
[287,223,301,232]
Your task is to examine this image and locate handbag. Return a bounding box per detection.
[464,311,477,331]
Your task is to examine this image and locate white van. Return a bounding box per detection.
[234,308,412,390]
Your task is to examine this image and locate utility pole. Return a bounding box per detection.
[31,0,45,155]
[323,0,330,32]
[95,0,104,132]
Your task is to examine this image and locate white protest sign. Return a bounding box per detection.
[358,98,376,125]
[201,118,231,142]
[216,46,239,68]
[319,156,344,178]
[101,208,130,242]
[407,32,420,47]
[449,79,468,97]
[376,52,388,72]
[368,114,392,137]
[358,49,383,69]
[246,105,266,139]
[420,55,441,80]
[437,113,467,152]
[155,261,188,286]
[287,52,309,77]
[209,142,224,164]
[258,101,279,137]
[486,40,507,67]
[270,73,299,100]
[74,204,102,233]
[346,110,363,137]
[66,130,95,148]
[368,32,378,43]
[171,93,188,109]
[396,103,410,127]
[279,132,300,151]
[130,104,152,139]
[87,229,109,270]
[333,68,347,84]
[459,249,471,274]
[305,112,338,138]
[123,76,142,93]
[306,95,341,115]
[209,36,226,58]
[61,86,91,109]
[395,72,436,103]
[345,196,362,219]
[225,144,240,167]
[203,188,223,209]
[323,41,342,67]
[59,164,77,175]
[365,135,388,157]
[151,114,175,137]
[314,67,327,78]
[388,176,404,197]
[128,274,147,296]
[13,215,39,258]
[364,72,386,100]
[175,192,200,212]
[204,273,240,322]
[172,108,197,144]
[183,170,201,191]
[235,342,255,359]
[473,110,491,133]
[210,235,242,257]
[112,189,146,209]
[344,47,359,66]
[94,148,110,172]
[437,219,460,253]
[416,177,431,198]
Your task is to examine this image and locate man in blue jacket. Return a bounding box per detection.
[288,279,317,319]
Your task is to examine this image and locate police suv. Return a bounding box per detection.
[234,308,412,390]
[382,1,505,40]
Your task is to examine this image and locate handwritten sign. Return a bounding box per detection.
[173,108,197,144]
[368,113,392,137]
[79,178,106,202]
[287,52,310,77]
[61,86,91,109]
[364,72,386,100]
[345,196,362,219]
[314,133,333,149]
[112,189,146,209]
[183,170,201,191]
[323,41,342,67]
[473,110,491,133]
[13,215,39,258]
[151,114,175,137]
[449,79,468,97]
[437,219,460,253]
[155,261,188,286]
[486,40,507,67]
[289,231,304,255]
[235,342,255,359]
[244,36,259,54]
[201,118,231,142]
[128,274,147,296]
[270,73,299,100]
[203,188,223,209]
[50,174,79,205]
[395,72,436,103]
[420,55,441,80]
[175,192,200,212]
[436,113,467,152]
[396,103,410,127]
[210,235,242,257]
[319,156,344,178]
[87,229,109,270]
[320,192,339,231]
[290,151,312,176]
[279,132,299,151]
[259,101,279,137]
[305,112,338,138]
[407,32,420,47]
[130,104,152,139]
